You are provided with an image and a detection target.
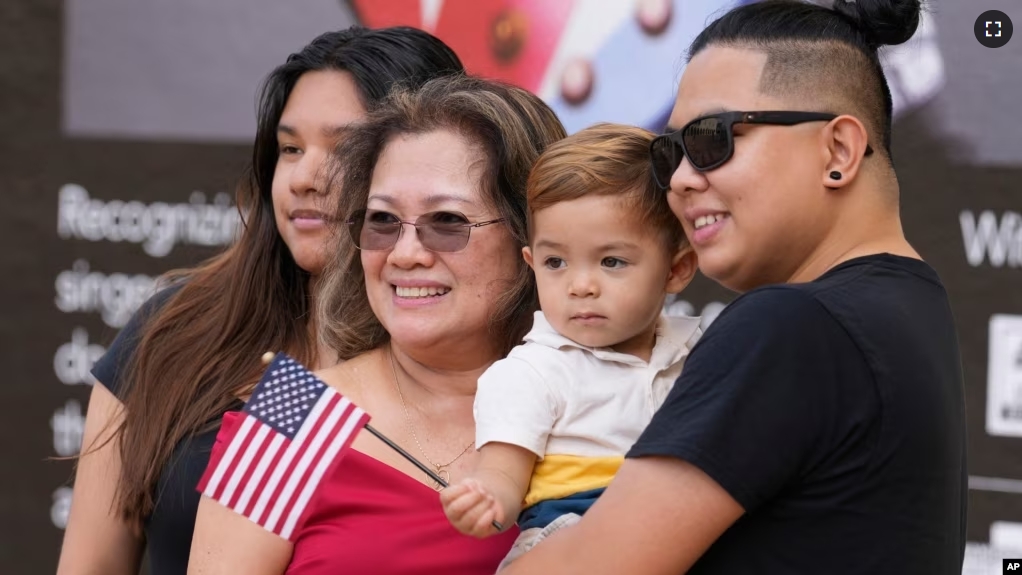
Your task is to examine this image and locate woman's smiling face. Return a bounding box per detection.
[360,129,520,356]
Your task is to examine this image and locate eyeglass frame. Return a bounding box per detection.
[344,208,506,253]
[649,110,875,191]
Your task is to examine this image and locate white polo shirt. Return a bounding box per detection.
[474,310,702,507]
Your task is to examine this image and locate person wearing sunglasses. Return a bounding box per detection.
[503,1,966,574]
[188,74,567,575]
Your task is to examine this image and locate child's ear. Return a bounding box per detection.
[665,244,698,294]
[522,246,535,270]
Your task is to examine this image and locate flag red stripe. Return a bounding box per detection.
[273,401,357,530]
[211,417,258,501]
[285,408,370,538]
[245,435,290,522]
[261,393,341,533]
[247,393,337,527]
[196,413,246,494]
[225,427,273,509]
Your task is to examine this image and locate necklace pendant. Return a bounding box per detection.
[433,467,451,491]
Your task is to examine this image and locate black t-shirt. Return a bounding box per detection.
[629,254,967,573]
[91,284,240,575]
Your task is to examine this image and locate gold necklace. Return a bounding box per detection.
[389,347,475,490]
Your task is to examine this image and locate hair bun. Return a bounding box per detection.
[832,0,922,47]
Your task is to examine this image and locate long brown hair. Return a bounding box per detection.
[318,74,567,359]
[107,27,463,527]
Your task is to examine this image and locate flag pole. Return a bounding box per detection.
[261,352,504,532]
[365,423,504,532]
[364,424,449,485]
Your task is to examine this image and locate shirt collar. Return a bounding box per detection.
[523,310,702,369]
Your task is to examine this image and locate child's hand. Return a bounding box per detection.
[440,478,506,538]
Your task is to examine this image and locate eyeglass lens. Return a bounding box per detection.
[651,116,731,188]
[347,209,475,252]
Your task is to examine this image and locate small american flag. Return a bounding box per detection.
[198,352,369,540]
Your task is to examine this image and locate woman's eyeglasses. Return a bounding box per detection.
[345,209,505,252]
[649,110,874,191]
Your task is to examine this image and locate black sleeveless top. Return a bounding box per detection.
[91,286,242,575]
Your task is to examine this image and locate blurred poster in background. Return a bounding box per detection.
[1,0,1019,572]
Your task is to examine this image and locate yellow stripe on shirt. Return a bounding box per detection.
[524,454,623,507]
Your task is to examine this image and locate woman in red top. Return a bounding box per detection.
[188,74,567,574]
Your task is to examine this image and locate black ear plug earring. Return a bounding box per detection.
[829,171,842,181]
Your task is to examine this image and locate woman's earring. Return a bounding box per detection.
[829,171,842,181]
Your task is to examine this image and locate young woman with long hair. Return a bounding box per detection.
[57,26,464,575]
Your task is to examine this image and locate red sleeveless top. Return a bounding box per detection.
[281,434,518,574]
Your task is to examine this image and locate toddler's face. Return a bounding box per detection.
[525,195,684,358]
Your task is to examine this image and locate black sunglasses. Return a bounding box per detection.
[345,209,505,253]
[649,111,874,191]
